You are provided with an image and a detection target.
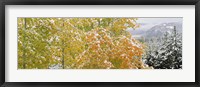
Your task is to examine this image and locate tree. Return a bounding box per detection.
[74,28,146,69]
[144,26,182,69]
[18,18,148,69]
[18,18,58,69]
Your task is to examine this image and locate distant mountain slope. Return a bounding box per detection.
[128,22,182,39]
[144,22,182,38]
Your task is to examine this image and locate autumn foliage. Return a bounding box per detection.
[18,18,148,69]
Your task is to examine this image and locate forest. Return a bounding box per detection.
[18,18,182,69]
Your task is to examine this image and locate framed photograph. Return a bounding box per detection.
[0,0,199,87]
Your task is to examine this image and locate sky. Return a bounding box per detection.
[136,18,182,24]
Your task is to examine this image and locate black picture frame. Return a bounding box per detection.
[0,0,199,87]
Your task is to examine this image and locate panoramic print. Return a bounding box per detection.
[18,17,182,69]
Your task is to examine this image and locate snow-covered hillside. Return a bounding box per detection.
[127,22,182,39]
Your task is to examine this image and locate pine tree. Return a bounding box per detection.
[144,26,182,69]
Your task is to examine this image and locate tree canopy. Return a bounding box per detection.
[18,18,148,69]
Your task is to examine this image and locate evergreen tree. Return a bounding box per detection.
[144,26,182,69]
